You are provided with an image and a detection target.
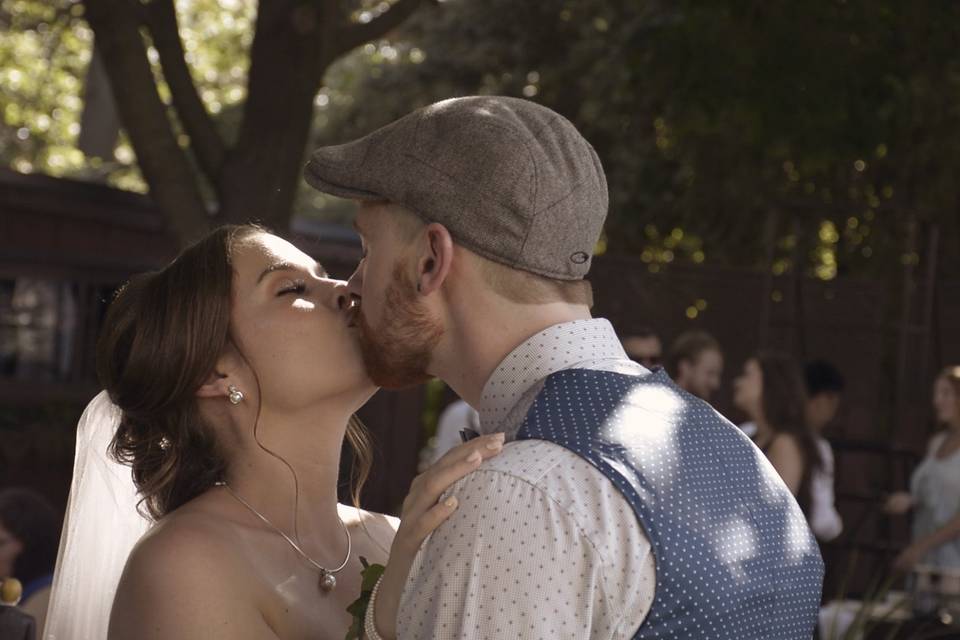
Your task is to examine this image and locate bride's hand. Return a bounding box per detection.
[372,432,505,639]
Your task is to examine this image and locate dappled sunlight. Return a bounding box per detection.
[713,516,757,582]
[785,508,819,564]
[273,573,311,608]
[756,456,791,499]
[604,383,683,445]
[602,384,684,485]
[292,299,316,311]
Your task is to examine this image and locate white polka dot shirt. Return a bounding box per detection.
[396,319,657,639]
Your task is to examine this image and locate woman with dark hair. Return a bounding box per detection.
[884,366,960,573]
[733,351,823,516]
[0,488,59,632]
[45,225,503,640]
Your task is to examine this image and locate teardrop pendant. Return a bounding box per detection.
[319,570,337,592]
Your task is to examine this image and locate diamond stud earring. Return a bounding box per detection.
[228,385,244,405]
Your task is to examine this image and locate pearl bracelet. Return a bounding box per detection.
[363,574,385,640]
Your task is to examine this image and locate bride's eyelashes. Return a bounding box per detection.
[277,279,307,296]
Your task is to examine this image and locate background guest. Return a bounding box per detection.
[0,601,36,640]
[666,330,724,402]
[884,366,960,573]
[733,351,823,516]
[422,398,480,467]
[622,327,663,370]
[0,488,59,634]
[805,360,845,434]
[804,360,845,541]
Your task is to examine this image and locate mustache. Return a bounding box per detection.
[351,263,443,389]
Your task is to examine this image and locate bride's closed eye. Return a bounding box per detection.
[277,279,307,296]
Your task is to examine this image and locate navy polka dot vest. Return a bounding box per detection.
[515,368,823,638]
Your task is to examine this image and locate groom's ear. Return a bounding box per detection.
[417,223,454,295]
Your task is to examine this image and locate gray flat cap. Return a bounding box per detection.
[304,96,608,280]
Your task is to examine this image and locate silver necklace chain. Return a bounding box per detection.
[216,481,352,591]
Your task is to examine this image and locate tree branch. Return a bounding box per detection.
[218,0,326,229]
[142,0,226,183]
[81,0,210,244]
[335,0,429,54]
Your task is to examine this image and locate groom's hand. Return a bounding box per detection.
[374,432,506,639]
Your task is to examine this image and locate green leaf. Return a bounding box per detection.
[360,562,386,592]
[346,598,367,617]
[344,614,363,640]
[344,558,387,639]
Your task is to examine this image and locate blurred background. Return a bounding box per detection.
[1,0,959,623]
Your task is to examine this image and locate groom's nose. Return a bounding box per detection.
[345,268,363,301]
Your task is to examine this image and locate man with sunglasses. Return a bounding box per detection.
[623,329,664,370]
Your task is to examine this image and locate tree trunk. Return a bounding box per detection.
[216,1,328,232]
[84,0,427,246]
[82,0,210,244]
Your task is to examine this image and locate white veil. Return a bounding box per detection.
[43,391,152,640]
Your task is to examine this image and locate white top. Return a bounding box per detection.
[809,437,843,542]
[739,424,842,541]
[424,399,480,466]
[910,432,960,568]
[395,319,657,639]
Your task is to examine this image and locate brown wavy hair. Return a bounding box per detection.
[97,224,372,521]
[755,351,823,515]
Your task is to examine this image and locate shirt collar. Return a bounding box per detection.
[477,318,629,433]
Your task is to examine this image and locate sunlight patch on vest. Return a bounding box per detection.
[713,516,757,582]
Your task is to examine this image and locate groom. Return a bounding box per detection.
[305,97,823,639]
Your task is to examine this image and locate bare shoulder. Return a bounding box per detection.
[126,509,240,578]
[768,433,803,457]
[344,504,399,550]
[109,510,266,639]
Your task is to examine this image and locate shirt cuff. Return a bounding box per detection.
[363,575,385,640]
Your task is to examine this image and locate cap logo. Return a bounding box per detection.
[570,251,590,264]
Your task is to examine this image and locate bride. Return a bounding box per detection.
[44,224,502,639]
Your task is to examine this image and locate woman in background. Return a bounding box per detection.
[0,487,59,632]
[885,366,960,573]
[734,351,823,516]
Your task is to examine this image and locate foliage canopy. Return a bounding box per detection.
[3,0,958,277]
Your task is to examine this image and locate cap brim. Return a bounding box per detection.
[303,159,384,201]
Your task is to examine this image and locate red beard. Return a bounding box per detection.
[354,262,444,389]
